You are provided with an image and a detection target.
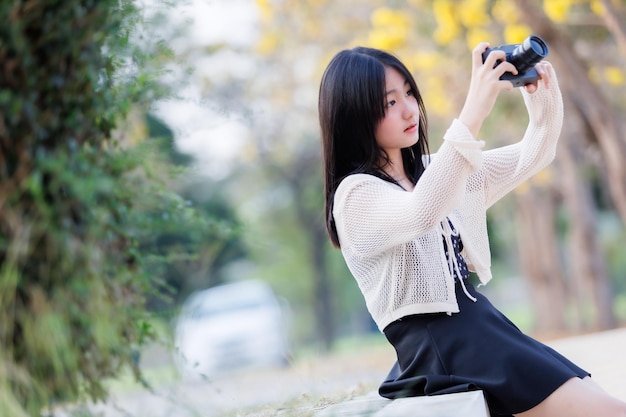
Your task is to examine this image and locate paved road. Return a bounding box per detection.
[545,327,626,401]
[59,328,626,417]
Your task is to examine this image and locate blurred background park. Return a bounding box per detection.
[1,0,625,415]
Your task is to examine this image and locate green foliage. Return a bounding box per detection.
[141,115,248,307]
[0,0,232,414]
[135,173,244,306]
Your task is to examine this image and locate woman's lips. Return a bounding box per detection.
[404,123,417,133]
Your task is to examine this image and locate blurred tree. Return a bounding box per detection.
[247,0,384,351]
[511,0,624,331]
[0,0,234,414]
[146,114,194,167]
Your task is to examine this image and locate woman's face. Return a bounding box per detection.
[374,66,420,157]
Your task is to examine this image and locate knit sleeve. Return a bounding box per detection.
[481,78,564,208]
[333,120,485,257]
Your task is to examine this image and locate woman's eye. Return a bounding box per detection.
[406,89,414,97]
[386,100,396,108]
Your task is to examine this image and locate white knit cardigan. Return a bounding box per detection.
[333,84,563,332]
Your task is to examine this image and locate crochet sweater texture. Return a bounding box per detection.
[333,84,563,332]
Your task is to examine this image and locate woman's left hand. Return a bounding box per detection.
[524,61,554,93]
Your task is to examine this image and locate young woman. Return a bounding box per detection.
[318,44,626,417]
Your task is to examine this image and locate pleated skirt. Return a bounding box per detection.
[379,280,589,417]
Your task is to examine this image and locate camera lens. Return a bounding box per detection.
[509,35,548,74]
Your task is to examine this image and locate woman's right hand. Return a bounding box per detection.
[458,42,519,137]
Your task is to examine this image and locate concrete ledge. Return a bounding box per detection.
[315,390,490,416]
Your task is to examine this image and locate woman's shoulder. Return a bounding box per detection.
[334,173,394,204]
[336,173,389,191]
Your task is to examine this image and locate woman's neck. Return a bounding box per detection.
[381,162,413,191]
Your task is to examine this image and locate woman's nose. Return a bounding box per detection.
[402,99,418,119]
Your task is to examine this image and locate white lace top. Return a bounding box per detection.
[332,84,563,331]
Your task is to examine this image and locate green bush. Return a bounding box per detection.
[0,1,223,414]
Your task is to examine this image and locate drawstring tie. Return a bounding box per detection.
[441,219,477,303]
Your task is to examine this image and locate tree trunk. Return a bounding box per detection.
[556,106,616,331]
[288,153,336,352]
[514,0,626,226]
[310,223,335,351]
[515,184,568,335]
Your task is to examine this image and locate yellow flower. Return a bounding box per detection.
[433,0,460,45]
[256,32,280,55]
[410,51,440,71]
[492,0,518,24]
[543,0,572,23]
[368,28,408,51]
[368,8,410,50]
[255,0,273,20]
[434,24,461,45]
[466,27,493,50]
[604,66,625,86]
[503,24,532,44]
[433,0,458,27]
[458,0,491,28]
[588,66,601,84]
[371,8,407,27]
[423,76,452,116]
[590,0,605,16]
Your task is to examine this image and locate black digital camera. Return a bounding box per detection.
[481,35,549,88]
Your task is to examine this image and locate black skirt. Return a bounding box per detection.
[379,279,589,417]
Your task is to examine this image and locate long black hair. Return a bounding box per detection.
[318,46,430,247]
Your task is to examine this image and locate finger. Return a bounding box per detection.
[535,63,551,88]
[483,49,507,69]
[538,68,549,89]
[473,42,490,68]
[539,61,554,72]
[495,61,518,77]
[524,82,538,93]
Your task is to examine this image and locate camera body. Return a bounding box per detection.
[481,35,549,88]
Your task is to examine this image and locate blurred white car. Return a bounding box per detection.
[173,280,290,378]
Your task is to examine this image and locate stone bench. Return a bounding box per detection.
[315,390,490,417]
